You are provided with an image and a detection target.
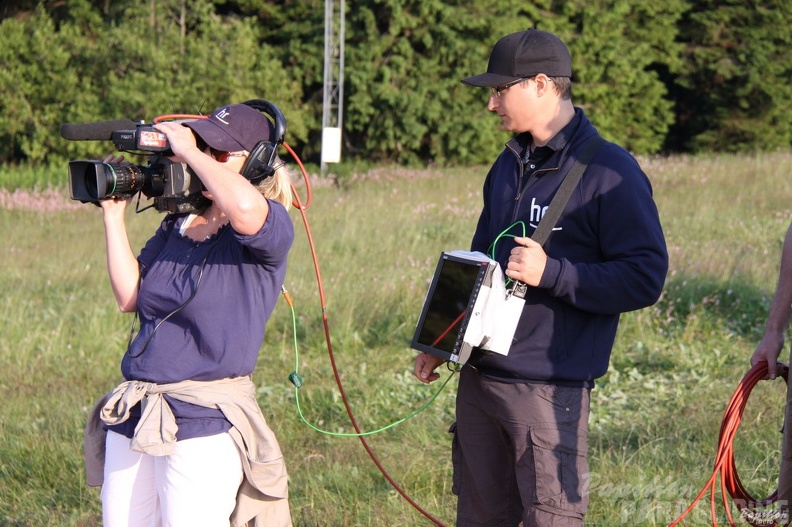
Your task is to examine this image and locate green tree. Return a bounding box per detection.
[99,1,305,134]
[0,5,101,165]
[265,0,555,165]
[266,0,685,164]
[675,0,792,152]
[0,0,789,169]
[561,0,688,154]
[41,0,305,164]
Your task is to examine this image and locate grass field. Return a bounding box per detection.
[2,151,792,526]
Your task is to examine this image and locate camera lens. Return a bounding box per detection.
[68,161,148,202]
[103,163,145,197]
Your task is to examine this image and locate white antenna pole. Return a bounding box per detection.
[321,0,345,174]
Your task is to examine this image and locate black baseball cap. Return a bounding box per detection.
[461,29,572,87]
[184,103,274,152]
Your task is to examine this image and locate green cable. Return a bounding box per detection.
[285,294,457,437]
[486,220,528,287]
[487,220,527,259]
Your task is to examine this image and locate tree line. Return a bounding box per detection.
[1,0,790,170]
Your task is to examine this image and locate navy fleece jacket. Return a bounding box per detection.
[469,108,668,387]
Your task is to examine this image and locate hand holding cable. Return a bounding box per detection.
[506,236,547,287]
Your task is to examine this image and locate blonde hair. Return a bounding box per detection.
[255,162,294,210]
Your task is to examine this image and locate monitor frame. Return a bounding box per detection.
[410,251,494,364]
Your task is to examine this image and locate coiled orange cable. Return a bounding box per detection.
[669,361,789,527]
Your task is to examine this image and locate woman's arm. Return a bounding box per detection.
[99,155,140,312]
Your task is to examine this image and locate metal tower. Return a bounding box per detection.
[321,0,345,173]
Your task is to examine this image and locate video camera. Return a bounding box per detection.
[61,119,208,214]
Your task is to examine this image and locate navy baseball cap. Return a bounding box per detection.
[184,103,274,152]
[461,29,572,87]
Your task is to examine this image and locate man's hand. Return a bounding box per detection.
[506,236,548,286]
[414,352,444,384]
[750,331,785,379]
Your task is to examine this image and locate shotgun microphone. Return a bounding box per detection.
[60,119,138,141]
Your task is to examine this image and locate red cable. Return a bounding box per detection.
[669,361,789,527]
[284,146,792,526]
[285,144,446,526]
[153,114,209,123]
[282,154,788,527]
[283,143,311,210]
[432,310,466,347]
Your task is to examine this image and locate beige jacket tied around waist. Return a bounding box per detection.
[84,376,291,527]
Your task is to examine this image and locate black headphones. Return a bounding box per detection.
[239,99,287,183]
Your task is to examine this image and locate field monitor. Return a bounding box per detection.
[410,250,525,365]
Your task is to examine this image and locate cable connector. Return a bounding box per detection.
[507,280,528,300]
[281,285,294,307]
[288,371,303,388]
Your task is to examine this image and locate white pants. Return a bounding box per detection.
[101,431,244,527]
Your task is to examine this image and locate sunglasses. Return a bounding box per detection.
[195,137,247,162]
[209,148,248,163]
[490,77,531,98]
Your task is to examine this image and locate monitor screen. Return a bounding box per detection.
[411,252,492,362]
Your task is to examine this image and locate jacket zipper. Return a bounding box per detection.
[513,165,557,223]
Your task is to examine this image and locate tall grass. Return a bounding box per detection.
[1,151,792,526]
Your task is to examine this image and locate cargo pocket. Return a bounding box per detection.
[528,423,589,516]
[449,421,461,496]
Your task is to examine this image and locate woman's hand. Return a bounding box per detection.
[98,155,131,219]
[153,121,200,159]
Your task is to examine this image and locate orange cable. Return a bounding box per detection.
[152,114,209,123]
[669,361,789,527]
[284,142,446,526]
[283,143,311,210]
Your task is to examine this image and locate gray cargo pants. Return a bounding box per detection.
[452,369,591,527]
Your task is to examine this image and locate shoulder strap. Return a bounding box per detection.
[530,134,607,246]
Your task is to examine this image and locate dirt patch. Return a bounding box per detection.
[0,188,84,211]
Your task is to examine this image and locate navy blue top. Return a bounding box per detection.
[107,201,294,439]
[469,108,668,387]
